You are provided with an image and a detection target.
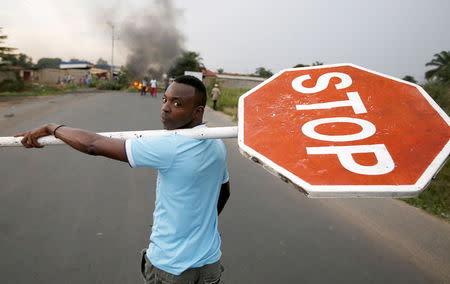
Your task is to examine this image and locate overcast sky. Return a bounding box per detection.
[1,0,449,82]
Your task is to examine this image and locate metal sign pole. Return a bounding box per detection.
[0,126,239,147]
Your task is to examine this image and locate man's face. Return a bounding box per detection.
[161,82,202,130]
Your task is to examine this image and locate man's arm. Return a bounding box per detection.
[217,181,230,215]
[14,123,128,162]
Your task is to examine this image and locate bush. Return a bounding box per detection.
[401,160,450,221]
[96,80,123,90]
[0,78,25,92]
[422,80,450,115]
[206,87,249,120]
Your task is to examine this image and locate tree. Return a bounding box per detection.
[425,50,450,83]
[217,68,224,74]
[254,67,273,78]
[293,61,324,68]
[0,27,17,65]
[402,75,417,84]
[2,53,34,68]
[97,58,108,65]
[0,27,16,55]
[36,57,62,69]
[293,63,309,68]
[167,51,203,78]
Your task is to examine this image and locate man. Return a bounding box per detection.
[210,84,221,110]
[141,78,148,96]
[150,78,157,97]
[15,75,231,284]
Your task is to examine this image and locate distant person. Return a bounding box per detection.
[150,79,157,97]
[211,84,221,110]
[165,78,175,91]
[86,72,93,85]
[141,78,148,96]
[14,75,230,284]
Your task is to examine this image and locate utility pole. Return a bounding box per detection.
[108,22,115,80]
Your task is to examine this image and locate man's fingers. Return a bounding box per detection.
[31,136,44,148]
[20,135,31,148]
[14,132,26,137]
[26,135,34,148]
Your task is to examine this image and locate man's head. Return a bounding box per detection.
[161,75,207,130]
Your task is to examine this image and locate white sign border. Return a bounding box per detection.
[238,63,450,198]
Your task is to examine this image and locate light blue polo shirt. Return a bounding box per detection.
[125,125,229,275]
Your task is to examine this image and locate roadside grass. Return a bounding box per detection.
[206,88,249,120]
[401,160,450,222]
[0,83,78,97]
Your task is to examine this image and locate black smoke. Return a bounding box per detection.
[105,0,185,79]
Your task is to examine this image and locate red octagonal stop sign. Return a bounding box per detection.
[238,64,450,197]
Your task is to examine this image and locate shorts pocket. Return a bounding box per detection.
[201,262,223,284]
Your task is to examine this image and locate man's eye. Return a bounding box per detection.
[174,102,181,107]
[162,97,167,103]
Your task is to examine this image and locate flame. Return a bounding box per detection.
[131,81,150,92]
[132,81,143,90]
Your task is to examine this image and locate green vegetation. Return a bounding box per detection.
[254,67,273,78]
[0,80,78,97]
[425,51,450,82]
[0,78,25,92]
[168,51,204,78]
[402,75,418,84]
[0,27,16,60]
[401,161,450,222]
[422,80,450,115]
[293,61,324,68]
[206,86,249,120]
[35,57,62,69]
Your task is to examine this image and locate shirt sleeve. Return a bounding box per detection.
[222,167,229,184]
[125,135,176,169]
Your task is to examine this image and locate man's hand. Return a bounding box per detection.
[14,123,58,148]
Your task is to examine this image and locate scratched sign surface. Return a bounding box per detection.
[237,64,450,198]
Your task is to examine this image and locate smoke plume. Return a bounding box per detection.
[115,0,185,79]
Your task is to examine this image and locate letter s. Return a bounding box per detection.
[292,72,352,94]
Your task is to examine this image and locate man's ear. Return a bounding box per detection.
[194,105,205,120]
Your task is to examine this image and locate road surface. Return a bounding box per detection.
[0,91,449,283]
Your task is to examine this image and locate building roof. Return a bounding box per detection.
[202,68,265,81]
[216,74,265,81]
[60,61,94,69]
[94,64,112,70]
[201,69,217,76]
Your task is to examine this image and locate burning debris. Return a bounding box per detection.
[132,80,148,92]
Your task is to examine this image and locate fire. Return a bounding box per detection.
[131,80,149,91]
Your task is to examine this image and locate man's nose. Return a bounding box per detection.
[161,101,170,112]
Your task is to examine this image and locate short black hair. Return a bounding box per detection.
[174,75,207,106]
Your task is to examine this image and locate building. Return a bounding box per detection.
[202,69,265,89]
[0,66,34,82]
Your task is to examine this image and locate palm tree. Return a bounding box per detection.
[425,50,450,82]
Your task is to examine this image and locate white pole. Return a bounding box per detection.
[0,126,238,147]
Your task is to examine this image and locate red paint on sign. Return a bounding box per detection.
[241,65,450,187]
